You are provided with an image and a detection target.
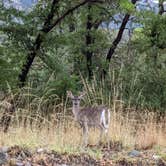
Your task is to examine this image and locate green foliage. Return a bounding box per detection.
[0,0,166,112]
[46,74,80,97]
[120,0,135,13]
[134,12,166,51]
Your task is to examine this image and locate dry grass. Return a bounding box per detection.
[0,108,165,156]
[0,78,166,156]
[109,111,166,150]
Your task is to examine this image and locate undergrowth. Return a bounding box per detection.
[0,76,166,157]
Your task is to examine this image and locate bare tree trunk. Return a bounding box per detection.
[18,0,59,87]
[85,4,93,80]
[106,0,137,61]
[106,14,130,61]
[18,34,43,87]
[159,0,165,15]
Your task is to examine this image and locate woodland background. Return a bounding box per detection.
[0,0,166,120]
[0,2,166,165]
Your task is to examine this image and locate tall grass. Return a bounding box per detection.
[0,108,165,153]
[0,74,166,154]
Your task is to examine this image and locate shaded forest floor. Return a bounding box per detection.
[0,144,166,166]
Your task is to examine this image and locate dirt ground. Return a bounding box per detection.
[0,144,166,166]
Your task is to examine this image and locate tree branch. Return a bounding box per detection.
[42,0,103,33]
[18,0,102,87]
[106,14,130,61]
[42,0,60,30]
[159,0,165,15]
[106,0,137,61]
[18,0,59,87]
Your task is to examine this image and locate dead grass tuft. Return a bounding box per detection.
[0,109,165,154]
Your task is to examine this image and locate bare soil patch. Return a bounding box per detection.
[1,145,166,166]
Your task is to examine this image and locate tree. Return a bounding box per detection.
[0,0,103,88]
[159,0,165,15]
[18,0,103,87]
[106,0,137,61]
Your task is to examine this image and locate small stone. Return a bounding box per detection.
[17,150,27,159]
[128,150,141,157]
[37,148,44,153]
[16,162,24,166]
[152,154,161,160]
[25,162,32,166]
[0,152,7,165]
[0,146,9,153]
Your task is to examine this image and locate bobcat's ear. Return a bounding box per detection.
[79,92,86,99]
[67,91,74,98]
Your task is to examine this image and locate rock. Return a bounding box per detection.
[17,150,27,159]
[0,152,7,165]
[37,148,44,153]
[152,154,161,160]
[0,146,9,153]
[36,147,49,154]
[25,162,32,166]
[16,162,24,166]
[128,150,141,157]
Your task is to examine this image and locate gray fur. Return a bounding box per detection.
[67,91,110,146]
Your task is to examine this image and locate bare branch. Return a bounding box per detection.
[159,0,165,15]
[42,0,103,33]
[43,0,60,29]
[106,14,130,61]
[106,0,138,61]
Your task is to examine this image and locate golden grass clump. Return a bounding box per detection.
[0,108,165,154]
[0,76,166,155]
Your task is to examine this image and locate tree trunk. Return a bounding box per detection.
[159,0,164,15]
[18,34,42,87]
[106,14,130,61]
[18,0,101,87]
[85,4,93,80]
[106,0,137,61]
